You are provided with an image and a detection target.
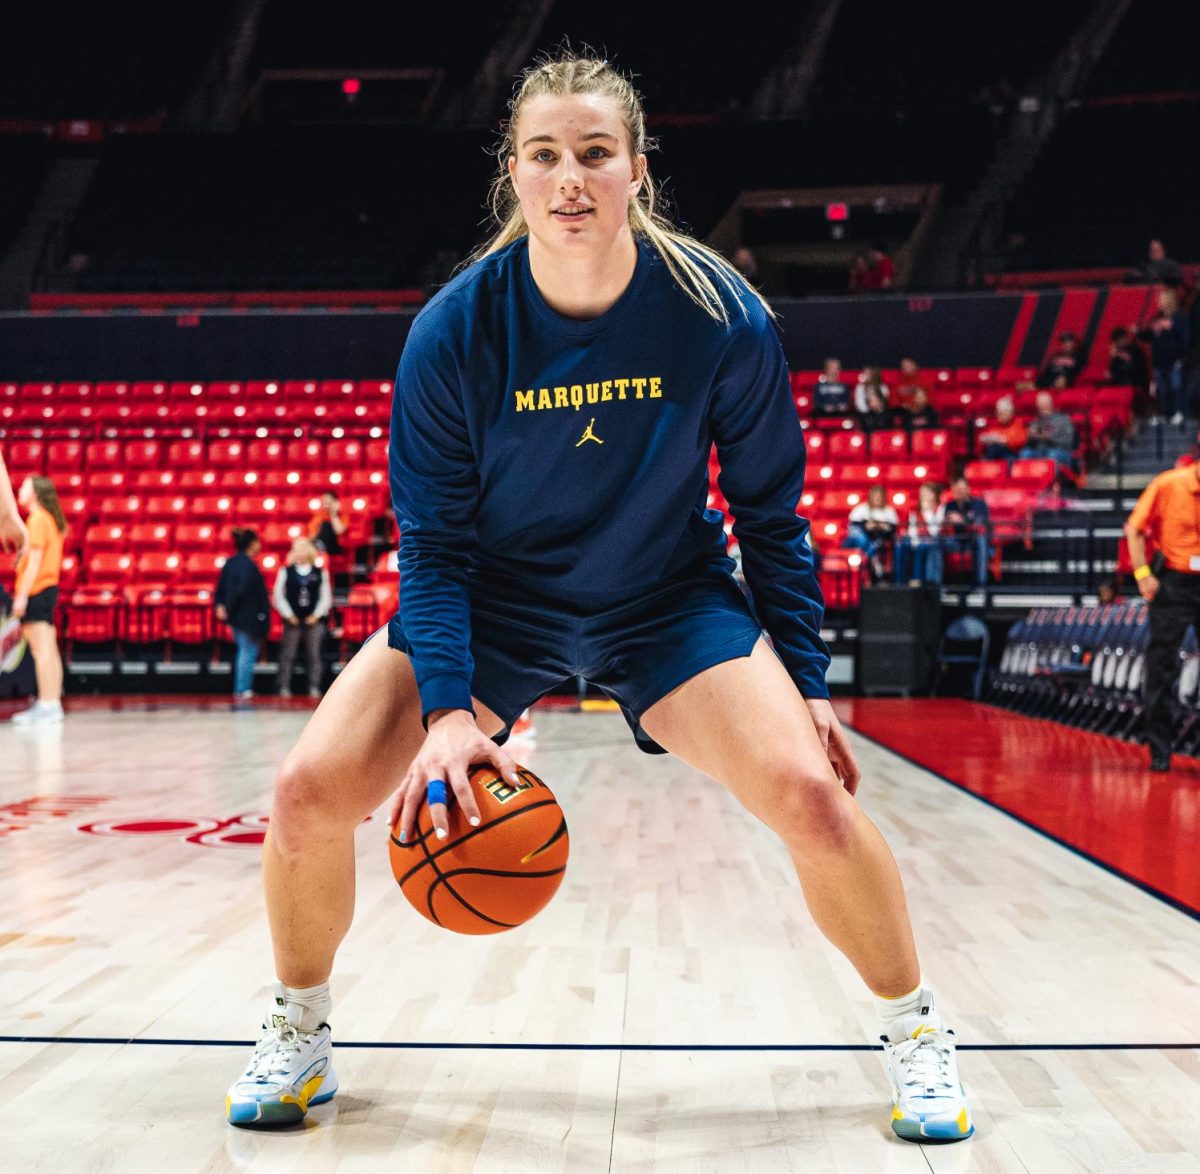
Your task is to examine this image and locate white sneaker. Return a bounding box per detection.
[882,989,974,1143]
[226,985,338,1128]
[11,701,64,726]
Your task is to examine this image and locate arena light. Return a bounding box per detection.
[342,78,361,96]
[826,202,849,221]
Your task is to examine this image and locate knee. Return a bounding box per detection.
[270,755,337,853]
[769,768,857,856]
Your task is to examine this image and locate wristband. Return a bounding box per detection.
[1133,565,1151,581]
[426,779,449,808]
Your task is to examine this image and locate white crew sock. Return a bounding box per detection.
[280,981,332,1032]
[874,981,941,1043]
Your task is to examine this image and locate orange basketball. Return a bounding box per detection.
[389,764,568,934]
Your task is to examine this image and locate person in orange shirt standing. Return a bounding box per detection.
[10,476,67,725]
[1125,462,1200,771]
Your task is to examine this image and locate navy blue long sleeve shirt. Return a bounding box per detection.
[389,237,829,719]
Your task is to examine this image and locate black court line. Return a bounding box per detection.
[0,1035,1196,1052]
[843,720,1200,924]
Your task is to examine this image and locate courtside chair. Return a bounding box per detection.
[934,615,990,700]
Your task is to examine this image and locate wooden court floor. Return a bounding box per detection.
[1,699,1198,1172]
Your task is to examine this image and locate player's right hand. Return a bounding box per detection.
[389,709,522,845]
[1138,573,1159,603]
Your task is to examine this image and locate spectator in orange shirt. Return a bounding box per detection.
[308,490,349,555]
[977,396,1028,462]
[9,476,66,725]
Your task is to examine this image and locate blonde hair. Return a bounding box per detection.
[472,51,771,326]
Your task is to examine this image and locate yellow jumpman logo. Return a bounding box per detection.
[575,417,604,447]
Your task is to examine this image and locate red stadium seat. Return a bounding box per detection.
[261,521,306,550]
[244,402,290,426]
[60,495,91,530]
[208,440,247,468]
[86,471,130,494]
[182,552,227,584]
[97,495,143,522]
[58,553,80,593]
[47,441,85,470]
[144,494,190,521]
[124,440,162,469]
[4,439,44,474]
[218,469,265,491]
[910,429,951,460]
[955,367,994,388]
[124,585,171,644]
[868,430,908,459]
[813,517,847,547]
[838,462,884,487]
[359,380,393,403]
[247,439,286,467]
[371,550,399,583]
[88,551,134,583]
[996,366,1038,388]
[321,379,358,403]
[818,552,864,610]
[244,380,284,401]
[179,470,220,491]
[191,495,237,522]
[827,431,868,460]
[176,523,221,551]
[167,440,206,468]
[64,586,124,646]
[1009,459,1058,491]
[167,586,215,645]
[84,524,129,553]
[206,381,246,401]
[963,460,1009,487]
[133,470,180,492]
[0,382,18,402]
[20,381,56,402]
[339,583,394,646]
[131,382,169,403]
[285,440,325,468]
[169,381,206,402]
[326,439,365,468]
[94,382,131,402]
[136,552,182,585]
[128,523,173,552]
[804,432,828,459]
[364,439,388,468]
[284,379,321,401]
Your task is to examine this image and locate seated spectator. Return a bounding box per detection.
[858,243,895,291]
[858,386,903,433]
[1020,391,1076,467]
[1140,287,1190,425]
[842,484,899,582]
[977,396,1027,461]
[1096,579,1123,607]
[853,365,891,413]
[894,482,944,586]
[1132,238,1184,288]
[1037,331,1081,388]
[894,356,932,408]
[903,386,940,429]
[812,357,852,417]
[273,537,333,698]
[941,476,991,587]
[308,490,349,555]
[1105,325,1149,396]
[848,252,869,293]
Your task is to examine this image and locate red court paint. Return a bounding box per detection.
[838,699,1199,916]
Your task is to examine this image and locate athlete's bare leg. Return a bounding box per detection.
[264,636,504,986]
[640,639,920,996]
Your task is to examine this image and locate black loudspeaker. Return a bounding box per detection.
[857,586,942,696]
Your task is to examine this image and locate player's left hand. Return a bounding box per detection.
[804,698,861,796]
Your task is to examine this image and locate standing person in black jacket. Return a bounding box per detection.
[215,528,270,699]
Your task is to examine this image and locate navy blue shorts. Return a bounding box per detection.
[387,556,764,754]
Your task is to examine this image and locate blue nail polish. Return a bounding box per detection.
[398,829,408,843]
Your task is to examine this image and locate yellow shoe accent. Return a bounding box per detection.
[912,1023,936,1038]
[957,1107,970,1133]
[580,699,619,712]
[225,1095,232,1119]
[278,1074,324,1113]
[892,1106,905,1121]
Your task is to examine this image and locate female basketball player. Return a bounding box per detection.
[10,476,67,725]
[226,53,973,1144]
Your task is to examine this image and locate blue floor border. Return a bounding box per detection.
[0,1035,1196,1051]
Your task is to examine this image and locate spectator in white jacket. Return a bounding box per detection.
[893,482,945,585]
[273,537,333,697]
